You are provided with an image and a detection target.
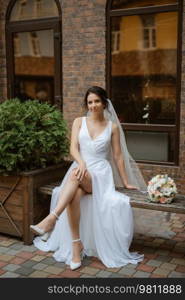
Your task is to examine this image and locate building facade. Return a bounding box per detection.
[0,0,185,193]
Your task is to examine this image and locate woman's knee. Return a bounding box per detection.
[68,169,79,182]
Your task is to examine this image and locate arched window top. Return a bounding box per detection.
[111,0,178,10]
[10,0,59,21]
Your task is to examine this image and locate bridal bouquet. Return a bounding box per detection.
[147,174,177,204]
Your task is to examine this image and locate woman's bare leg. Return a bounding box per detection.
[34,169,92,232]
[67,187,85,263]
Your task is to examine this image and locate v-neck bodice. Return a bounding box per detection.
[85,117,110,141]
[78,117,112,164]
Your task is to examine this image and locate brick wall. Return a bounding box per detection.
[0,0,185,193]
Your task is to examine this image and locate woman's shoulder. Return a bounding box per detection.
[111,121,118,131]
[72,116,84,127]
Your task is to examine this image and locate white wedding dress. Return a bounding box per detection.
[33,117,144,267]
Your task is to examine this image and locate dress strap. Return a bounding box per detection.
[108,120,112,135]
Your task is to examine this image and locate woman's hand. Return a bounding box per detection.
[124,183,138,190]
[75,161,87,181]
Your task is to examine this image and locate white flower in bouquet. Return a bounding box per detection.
[147,174,177,204]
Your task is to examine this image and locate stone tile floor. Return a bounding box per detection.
[0,208,184,278]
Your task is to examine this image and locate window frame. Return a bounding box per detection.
[106,1,183,166]
[5,0,63,110]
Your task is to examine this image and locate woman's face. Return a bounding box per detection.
[87,93,104,113]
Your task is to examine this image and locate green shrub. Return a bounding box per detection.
[0,99,69,174]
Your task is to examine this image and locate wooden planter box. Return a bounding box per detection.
[0,161,71,245]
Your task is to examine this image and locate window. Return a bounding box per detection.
[6,0,62,108]
[107,0,181,164]
[30,32,41,57]
[13,33,21,56]
[141,15,156,49]
[112,31,120,53]
[10,0,58,21]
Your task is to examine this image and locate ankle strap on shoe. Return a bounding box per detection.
[72,238,81,243]
[51,211,59,220]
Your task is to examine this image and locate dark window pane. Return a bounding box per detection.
[111,0,178,10]
[111,12,177,125]
[13,30,54,104]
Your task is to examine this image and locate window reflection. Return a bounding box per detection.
[13,30,54,104]
[10,0,58,21]
[111,12,177,125]
[111,0,178,10]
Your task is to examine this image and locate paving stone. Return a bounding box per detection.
[155,249,170,256]
[153,268,170,276]
[0,271,20,278]
[20,245,37,252]
[80,274,96,278]
[118,267,136,276]
[31,255,46,262]
[170,258,185,266]
[168,271,185,278]
[44,266,63,275]
[21,260,38,268]
[156,255,171,262]
[133,271,150,278]
[125,263,137,269]
[16,252,35,259]
[10,243,24,250]
[143,247,156,254]
[0,240,15,246]
[80,266,99,276]
[41,257,57,265]
[0,247,9,253]
[160,262,177,271]
[32,263,49,271]
[106,267,120,273]
[6,249,22,256]
[175,265,185,273]
[10,257,27,264]
[28,270,49,278]
[59,270,81,278]
[3,264,20,272]
[15,267,34,276]
[53,262,66,268]
[109,273,129,278]
[96,270,112,278]
[0,255,14,262]
[0,261,7,268]
[137,264,155,273]
[147,260,162,267]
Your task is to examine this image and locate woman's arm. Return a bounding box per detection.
[111,123,137,189]
[70,117,87,181]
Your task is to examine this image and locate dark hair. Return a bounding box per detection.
[84,86,108,109]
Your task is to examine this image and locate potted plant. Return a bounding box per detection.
[0,99,70,244]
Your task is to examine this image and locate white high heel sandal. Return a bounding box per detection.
[70,238,84,271]
[30,211,59,241]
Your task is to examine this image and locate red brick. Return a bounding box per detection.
[15,252,35,259]
[59,270,81,278]
[0,269,6,276]
[144,253,157,260]
[89,261,106,270]
[150,274,166,278]
[172,227,184,233]
[0,261,7,268]
[175,265,185,273]
[137,264,156,273]
[169,252,185,258]
[10,257,28,264]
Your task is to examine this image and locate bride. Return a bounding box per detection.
[30,86,146,270]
